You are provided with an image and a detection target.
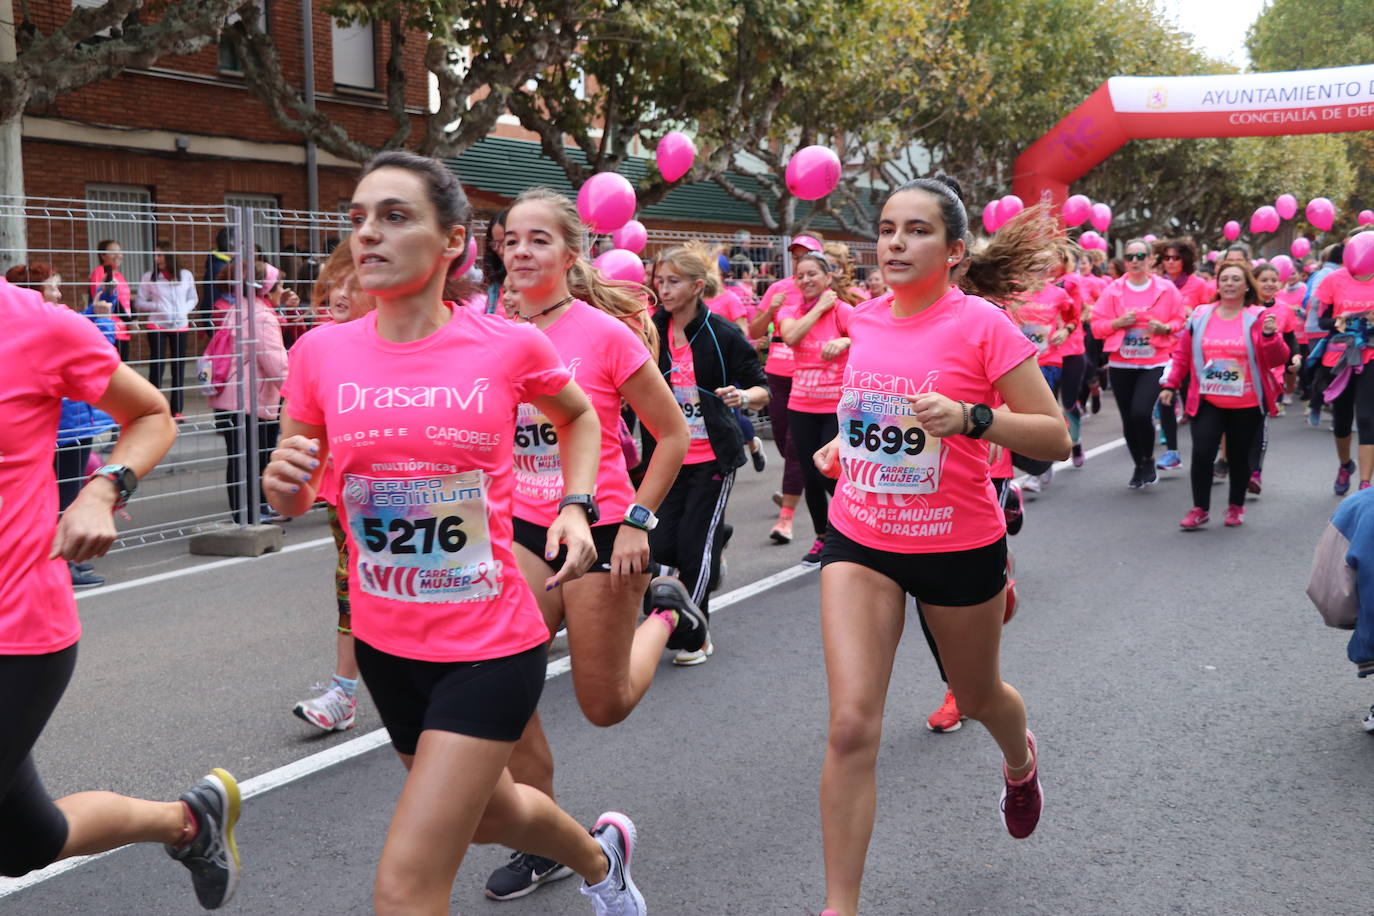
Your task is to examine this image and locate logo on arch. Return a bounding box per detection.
[1146,87,1169,110]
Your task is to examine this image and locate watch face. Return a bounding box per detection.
[628,506,649,524]
[972,405,994,427]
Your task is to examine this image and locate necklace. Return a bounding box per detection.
[517,295,573,322]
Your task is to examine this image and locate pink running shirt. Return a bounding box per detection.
[705,289,747,324]
[0,280,121,654]
[760,278,802,377]
[1013,285,1074,367]
[283,305,570,663]
[830,288,1036,554]
[1091,276,1185,368]
[779,298,854,413]
[513,300,650,526]
[1197,310,1260,409]
[1317,269,1374,364]
[666,325,717,466]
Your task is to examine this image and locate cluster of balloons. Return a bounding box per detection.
[578,133,847,285]
[1060,195,1113,234]
[1224,195,1338,242]
[981,195,1025,233]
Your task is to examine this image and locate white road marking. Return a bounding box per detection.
[75,536,334,601]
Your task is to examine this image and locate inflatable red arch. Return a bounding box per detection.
[1013,63,1374,207]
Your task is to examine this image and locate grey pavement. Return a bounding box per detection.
[4,403,1372,915]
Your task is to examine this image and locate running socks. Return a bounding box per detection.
[650,609,680,635]
[331,674,359,698]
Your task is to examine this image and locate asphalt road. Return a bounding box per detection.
[3,402,1371,915]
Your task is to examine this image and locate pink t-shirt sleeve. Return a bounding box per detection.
[282,325,326,426]
[44,306,122,403]
[983,301,1039,382]
[510,322,574,402]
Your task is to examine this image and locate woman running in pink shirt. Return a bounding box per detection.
[810,180,1069,916]
[265,152,645,915]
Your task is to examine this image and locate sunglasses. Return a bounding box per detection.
[1124,252,1149,262]
[1161,254,1182,261]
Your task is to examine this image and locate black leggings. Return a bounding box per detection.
[1249,415,1270,473]
[766,373,804,497]
[1060,354,1086,414]
[788,410,839,538]
[1109,366,1164,466]
[1325,364,1374,442]
[215,411,279,524]
[146,330,188,415]
[1188,401,1264,511]
[54,438,93,512]
[0,645,78,877]
[1158,394,1179,451]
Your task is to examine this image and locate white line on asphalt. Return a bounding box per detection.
[10,442,1127,896]
[75,536,334,601]
[0,560,819,898]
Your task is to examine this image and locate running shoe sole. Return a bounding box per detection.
[672,638,714,666]
[648,576,708,652]
[292,702,356,732]
[484,860,576,900]
[769,527,793,544]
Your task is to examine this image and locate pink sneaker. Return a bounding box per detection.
[1224,504,1245,527]
[926,690,965,733]
[1000,730,1042,839]
[1179,507,1209,530]
[1361,481,1372,491]
[1247,471,1262,495]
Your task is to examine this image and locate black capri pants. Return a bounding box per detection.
[0,644,78,878]
[789,409,839,539]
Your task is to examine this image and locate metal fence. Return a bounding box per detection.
[2,194,871,553]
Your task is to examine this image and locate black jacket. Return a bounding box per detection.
[643,303,769,476]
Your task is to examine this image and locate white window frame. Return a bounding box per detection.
[332,18,377,91]
[85,184,155,293]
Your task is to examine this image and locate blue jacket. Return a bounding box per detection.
[58,400,116,446]
[1333,488,1374,677]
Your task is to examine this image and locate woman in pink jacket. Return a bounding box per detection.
[88,240,133,361]
[1161,261,1288,529]
[209,260,289,524]
[1089,238,1187,488]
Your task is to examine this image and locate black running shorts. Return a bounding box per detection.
[354,641,547,752]
[819,527,1008,607]
[511,517,620,575]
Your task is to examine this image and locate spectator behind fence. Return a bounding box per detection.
[1307,486,1374,733]
[137,242,196,420]
[199,227,234,335]
[7,263,118,587]
[209,260,288,525]
[87,239,133,361]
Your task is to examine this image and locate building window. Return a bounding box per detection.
[332,18,377,91]
[224,194,282,263]
[85,185,155,293]
[219,4,269,75]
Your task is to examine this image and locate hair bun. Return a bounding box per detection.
[934,174,964,202]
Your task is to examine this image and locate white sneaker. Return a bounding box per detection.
[672,635,714,666]
[1037,467,1054,488]
[1363,705,1374,734]
[580,812,645,915]
[292,684,357,731]
[1018,474,1041,497]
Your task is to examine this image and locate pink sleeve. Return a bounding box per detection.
[981,305,1038,382]
[835,302,855,336]
[44,304,122,403]
[605,319,652,387]
[1317,272,1338,305]
[511,324,574,402]
[1090,284,1121,338]
[257,309,288,382]
[1163,322,1195,390]
[282,331,323,425]
[776,303,800,324]
[1162,285,1186,330]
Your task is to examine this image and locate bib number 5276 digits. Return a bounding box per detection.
[345,470,500,604]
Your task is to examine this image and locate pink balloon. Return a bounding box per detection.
[1089,203,1113,233]
[1269,254,1295,283]
[1078,230,1102,251]
[1344,231,1374,275]
[1062,194,1091,228]
[577,172,636,234]
[1360,210,1374,226]
[611,220,647,255]
[1306,197,1335,232]
[1142,234,1157,244]
[1223,220,1241,242]
[1275,194,1298,220]
[655,131,696,183]
[1250,206,1280,234]
[982,202,1000,234]
[1206,251,1221,263]
[1306,262,1318,273]
[785,146,842,201]
[996,195,1025,227]
[454,238,477,275]
[591,249,646,285]
[1290,237,1312,259]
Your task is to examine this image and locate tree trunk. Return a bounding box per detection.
[0,0,25,264]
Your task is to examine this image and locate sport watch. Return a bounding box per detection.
[557,493,601,525]
[622,503,659,532]
[965,403,995,440]
[90,463,138,510]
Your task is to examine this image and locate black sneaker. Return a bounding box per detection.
[165,768,241,910]
[749,437,767,472]
[648,576,708,652]
[1128,466,1144,489]
[484,851,575,901]
[1212,458,1229,480]
[1139,463,1158,487]
[69,563,105,588]
[72,561,94,573]
[802,536,826,567]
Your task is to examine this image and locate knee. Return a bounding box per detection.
[951,686,1003,724]
[827,707,882,760]
[373,866,427,914]
[578,695,631,728]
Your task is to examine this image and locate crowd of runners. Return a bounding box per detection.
[4,149,1374,916]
